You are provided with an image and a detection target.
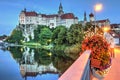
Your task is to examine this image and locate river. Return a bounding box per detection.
[0,46,74,80]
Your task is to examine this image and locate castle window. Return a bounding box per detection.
[21,17,24,19]
[21,20,24,23]
[50,23,54,26]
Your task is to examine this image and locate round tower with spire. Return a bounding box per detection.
[89,13,95,22]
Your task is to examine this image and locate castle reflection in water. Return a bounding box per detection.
[7,46,74,79]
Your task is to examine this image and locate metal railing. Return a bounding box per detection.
[59,50,91,80]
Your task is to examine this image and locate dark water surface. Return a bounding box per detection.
[0,47,74,80]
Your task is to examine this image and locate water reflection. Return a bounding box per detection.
[5,46,74,80]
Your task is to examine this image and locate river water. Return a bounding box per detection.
[0,46,74,80]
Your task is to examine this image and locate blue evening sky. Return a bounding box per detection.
[0,0,120,35]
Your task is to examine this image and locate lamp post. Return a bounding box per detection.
[94,3,103,33]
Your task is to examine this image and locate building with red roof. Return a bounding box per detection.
[19,3,78,28]
[19,3,78,42]
[88,12,110,28]
[79,12,110,29]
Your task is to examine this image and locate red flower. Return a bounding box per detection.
[81,35,111,68]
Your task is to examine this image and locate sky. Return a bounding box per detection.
[0,0,120,35]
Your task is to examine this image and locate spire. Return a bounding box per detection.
[84,11,87,21]
[58,2,64,15]
[60,3,62,9]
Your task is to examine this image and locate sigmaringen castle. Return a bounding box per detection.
[18,3,110,42]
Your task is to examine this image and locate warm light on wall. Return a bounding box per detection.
[114,48,120,54]
[103,27,110,32]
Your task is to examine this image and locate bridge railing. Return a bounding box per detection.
[59,50,91,80]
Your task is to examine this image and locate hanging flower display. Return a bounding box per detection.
[81,35,111,70]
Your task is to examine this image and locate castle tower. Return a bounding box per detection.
[58,3,64,15]
[89,13,95,22]
[84,11,87,23]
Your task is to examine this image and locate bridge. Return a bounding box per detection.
[59,46,120,80]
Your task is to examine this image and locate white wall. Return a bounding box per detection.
[19,12,78,28]
[114,38,119,44]
[19,12,26,24]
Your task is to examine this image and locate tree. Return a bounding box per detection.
[52,26,67,45]
[83,23,103,38]
[6,29,24,44]
[39,27,53,45]
[66,24,84,44]
[34,25,50,42]
[84,22,94,31]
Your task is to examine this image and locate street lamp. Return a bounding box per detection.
[94,3,103,12]
[94,3,103,33]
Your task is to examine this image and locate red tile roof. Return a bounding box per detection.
[41,14,58,18]
[111,24,120,28]
[24,11,38,16]
[41,14,47,17]
[23,11,77,19]
[41,13,77,19]
[61,13,75,19]
[96,19,109,23]
[47,14,58,18]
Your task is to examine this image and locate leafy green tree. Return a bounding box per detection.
[52,26,67,45]
[83,22,103,37]
[39,27,52,45]
[84,22,94,31]
[66,24,84,44]
[8,46,23,59]
[34,25,50,42]
[34,49,52,65]
[6,29,24,44]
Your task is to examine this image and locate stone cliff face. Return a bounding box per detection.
[18,24,37,42]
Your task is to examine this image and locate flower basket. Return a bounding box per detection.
[91,66,111,79]
[90,58,101,69]
[81,35,111,70]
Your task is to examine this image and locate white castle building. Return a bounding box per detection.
[18,3,78,42]
[19,3,78,28]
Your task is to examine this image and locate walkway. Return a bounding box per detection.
[92,46,120,80]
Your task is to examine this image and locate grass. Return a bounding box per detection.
[23,42,41,48]
[23,42,53,49]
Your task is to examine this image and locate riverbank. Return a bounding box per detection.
[1,41,82,60]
